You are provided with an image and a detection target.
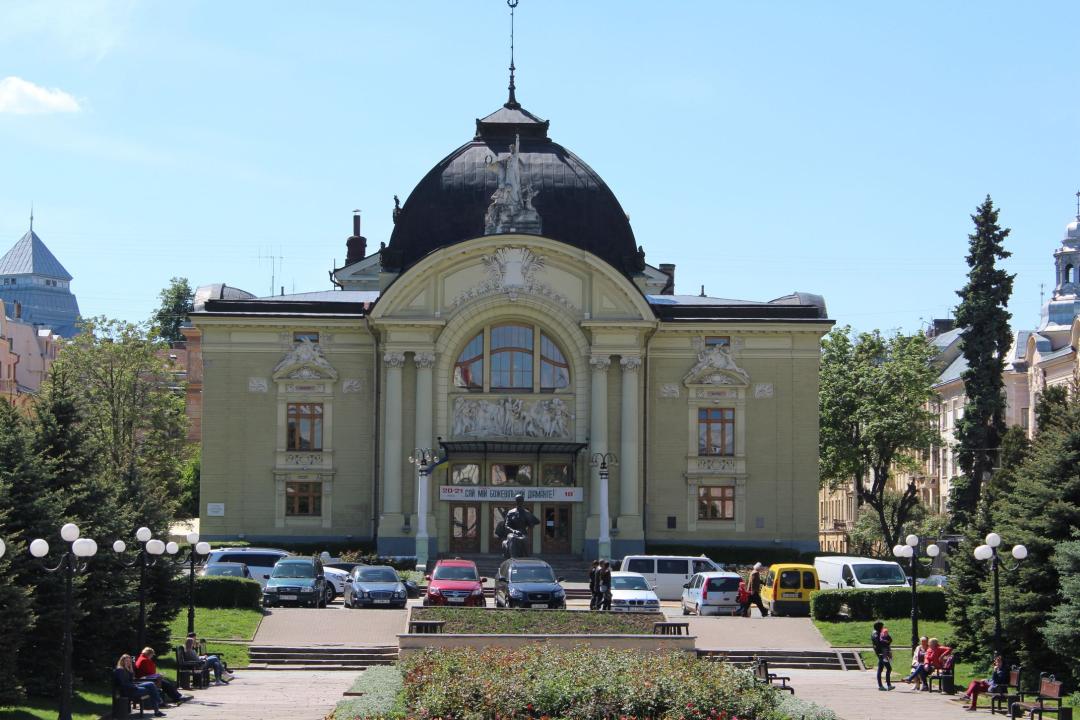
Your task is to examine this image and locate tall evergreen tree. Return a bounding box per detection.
[150,277,194,344]
[951,195,1014,528]
[0,430,34,703]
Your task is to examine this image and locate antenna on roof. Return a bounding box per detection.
[505,0,520,109]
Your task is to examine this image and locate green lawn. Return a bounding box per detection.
[168,607,263,641]
[0,684,111,720]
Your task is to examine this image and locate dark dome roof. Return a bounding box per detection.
[383,101,643,275]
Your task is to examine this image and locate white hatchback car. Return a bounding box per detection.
[608,571,661,613]
[681,571,742,616]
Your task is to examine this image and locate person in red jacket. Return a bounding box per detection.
[134,647,189,705]
[911,637,952,691]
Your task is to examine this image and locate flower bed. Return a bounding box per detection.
[409,607,663,635]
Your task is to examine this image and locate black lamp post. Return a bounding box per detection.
[112,527,166,652]
[973,532,1027,657]
[892,534,940,651]
[165,533,211,636]
[29,523,98,720]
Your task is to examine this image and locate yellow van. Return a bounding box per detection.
[762,563,818,617]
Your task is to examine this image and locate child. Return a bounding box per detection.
[734,579,751,617]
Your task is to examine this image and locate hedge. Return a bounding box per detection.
[811,586,946,621]
[192,576,263,609]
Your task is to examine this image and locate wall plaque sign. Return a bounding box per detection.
[439,486,583,503]
[206,503,225,517]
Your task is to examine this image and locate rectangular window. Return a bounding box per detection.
[541,463,571,486]
[293,331,319,344]
[697,486,735,520]
[657,558,689,575]
[451,463,480,485]
[697,408,735,456]
[286,482,322,516]
[491,463,532,485]
[1021,408,1030,430]
[287,403,323,451]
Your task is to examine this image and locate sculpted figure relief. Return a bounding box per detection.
[683,340,749,386]
[272,338,338,380]
[452,397,572,439]
[484,133,542,236]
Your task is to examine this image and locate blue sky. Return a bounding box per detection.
[1,1,1078,334]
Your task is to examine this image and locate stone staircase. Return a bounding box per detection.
[697,649,865,671]
[247,645,398,670]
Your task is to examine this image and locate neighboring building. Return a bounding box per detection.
[0,299,60,406]
[192,87,833,559]
[0,223,81,337]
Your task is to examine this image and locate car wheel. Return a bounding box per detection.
[325,586,335,605]
[695,603,701,616]
[682,602,689,616]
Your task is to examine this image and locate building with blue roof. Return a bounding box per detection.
[0,223,81,337]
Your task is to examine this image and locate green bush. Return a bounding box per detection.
[811,587,946,621]
[192,576,262,609]
[334,665,405,719]
[338,549,416,571]
[410,607,663,635]
[774,692,839,720]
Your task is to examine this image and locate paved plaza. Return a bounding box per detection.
[784,669,990,720]
[161,670,360,720]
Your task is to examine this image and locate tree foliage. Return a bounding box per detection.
[150,276,194,344]
[819,327,940,550]
[847,492,929,558]
[1044,540,1080,678]
[951,196,1014,528]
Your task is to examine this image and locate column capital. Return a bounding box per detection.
[383,351,406,368]
[414,351,436,369]
[589,355,611,372]
[620,356,642,371]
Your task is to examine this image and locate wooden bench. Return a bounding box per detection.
[928,655,956,694]
[408,620,446,634]
[990,665,1023,715]
[1011,674,1065,719]
[174,646,209,690]
[111,670,150,719]
[652,622,690,636]
[753,659,794,694]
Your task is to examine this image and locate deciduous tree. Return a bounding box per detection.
[150,277,194,344]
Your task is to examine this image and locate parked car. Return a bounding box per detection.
[814,556,907,590]
[323,566,350,604]
[344,565,408,609]
[424,559,486,607]
[324,561,363,574]
[621,555,722,600]
[608,571,661,613]
[494,558,566,609]
[761,563,818,616]
[681,571,742,616]
[204,547,290,589]
[262,556,328,608]
[200,562,253,580]
[918,574,949,587]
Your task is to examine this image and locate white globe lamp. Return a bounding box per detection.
[906,534,919,547]
[195,541,211,555]
[986,532,1002,548]
[113,540,127,553]
[926,544,940,558]
[1011,544,1028,561]
[136,527,152,543]
[186,532,199,545]
[60,523,80,543]
[30,539,50,558]
[165,542,179,555]
[146,539,165,556]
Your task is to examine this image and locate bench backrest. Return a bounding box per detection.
[1038,675,1063,699]
[1008,666,1021,689]
[754,660,769,681]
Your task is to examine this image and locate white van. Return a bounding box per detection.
[814,556,908,590]
[204,547,290,589]
[620,555,722,600]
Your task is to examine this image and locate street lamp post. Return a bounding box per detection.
[892,534,940,651]
[590,453,617,559]
[29,523,98,720]
[973,532,1027,657]
[408,449,438,571]
[112,527,166,651]
[166,533,212,636]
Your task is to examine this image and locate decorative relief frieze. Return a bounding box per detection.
[283,452,324,467]
[695,457,737,473]
[273,338,338,380]
[383,351,406,368]
[248,377,268,393]
[659,383,680,398]
[754,383,774,399]
[342,379,363,394]
[414,352,436,369]
[692,387,738,400]
[452,396,572,439]
[683,340,750,387]
[285,382,324,394]
[448,246,575,311]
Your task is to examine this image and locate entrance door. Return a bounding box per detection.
[449,503,480,553]
[541,505,571,554]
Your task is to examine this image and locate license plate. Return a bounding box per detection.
[374,599,390,604]
[782,592,800,599]
[448,597,465,603]
[279,594,297,601]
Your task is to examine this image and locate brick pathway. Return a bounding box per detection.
[164,670,359,720]
[783,669,989,719]
[253,606,406,647]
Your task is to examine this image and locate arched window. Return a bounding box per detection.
[452,324,571,393]
[1066,264,1074,285]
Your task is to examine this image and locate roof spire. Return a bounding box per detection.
[1075,189,1079,219]
[505,0,520,109]
[29,203,33,233]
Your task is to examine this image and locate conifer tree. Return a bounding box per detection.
[0,446,34,703]
[951,195,1014,528]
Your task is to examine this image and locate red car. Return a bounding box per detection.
[424,559,487,607]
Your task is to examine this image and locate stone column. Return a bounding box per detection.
[589,355,610,558]
[619,356,641,521]
[414,352,435,568]
[381,351,405,516]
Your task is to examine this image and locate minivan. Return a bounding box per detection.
[814,556,907,590]
[761,563,818,616]
[620,555,722,600]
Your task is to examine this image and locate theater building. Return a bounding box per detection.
[191,89,832,560]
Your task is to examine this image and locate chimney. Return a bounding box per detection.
[345,210,367,266]
[658,263,676,295]
[929,318,955,338]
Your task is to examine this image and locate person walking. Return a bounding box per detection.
[747,563,769,617]
[588,560,601,610]
[734,579,751,617]
[872,621,895,691]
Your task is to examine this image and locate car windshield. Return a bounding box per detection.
[272,563,315,579]
[357,568,398,583]
[510,566,555,583]
[611,576,649,591]
[206,566,244,577]
[433,566,477,581]
[853,563,906,585]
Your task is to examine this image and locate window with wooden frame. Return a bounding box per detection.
[287,403,323,451]
[541,463,572,486]
[697,486,735,521]
[451,325,571,393]
[491,463,533,485]
[490,324,533,390]
[286,481,322,516]
[451,463,480,485]
[697,407,735,456]
[453,332,484,390]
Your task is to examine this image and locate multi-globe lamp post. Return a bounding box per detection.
[166,532,212,636]
[892,534,940,651]
[590,452,617,560]
[112,526,167,652]
[29,523,98,720]
[408,448,438,571]
[973,532,1027,657]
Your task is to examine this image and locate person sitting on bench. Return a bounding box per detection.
[960,654,1008,711]
[115,654,165,717]
[182,637,231,685]
[134,647,190,705]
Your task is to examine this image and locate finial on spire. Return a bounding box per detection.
[505,0,520,109]
[29,203,33,232]
[1074,189,1079,218]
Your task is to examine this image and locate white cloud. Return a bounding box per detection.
[0,76,81,114]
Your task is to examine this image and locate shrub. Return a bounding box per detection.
[334,665,405,719]
[338,549,416,571]
[811,587,946,621]
[409,607,663,635]
[192,576,262,609]
[774,692,839,720]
